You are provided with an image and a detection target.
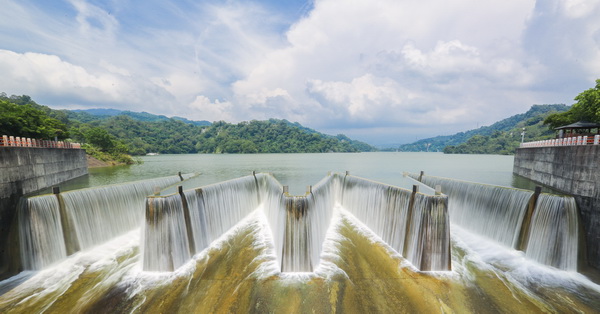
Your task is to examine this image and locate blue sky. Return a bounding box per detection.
[1,0,599,145]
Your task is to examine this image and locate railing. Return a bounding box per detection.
[520,135,600,148]
[0,135,81,149]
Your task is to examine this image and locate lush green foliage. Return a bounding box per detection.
[1,94,135,164]
[0,94,69,140]
[69,117,376,155]
[443,109,563,155]
[68,109,211,126]
[544,79,600,128]
[396,104,569,153]
[2,93,375,157]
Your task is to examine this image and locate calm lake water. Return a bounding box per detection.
[63,152,520,195]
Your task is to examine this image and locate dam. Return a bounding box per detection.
[1,161,599,312]
[0,137,87,277]
[514,138,600,270]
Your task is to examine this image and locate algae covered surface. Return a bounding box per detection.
[1,211,599,313]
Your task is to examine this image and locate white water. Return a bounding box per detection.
[415,174,581,271]
[419,175,533,247]
[341,175,450,271]
[143,175,263,271]
[525,194,579,270]
[143,173,450,272]
[18,175,187,270]
[18,196,67,270]
[279,174,339,272]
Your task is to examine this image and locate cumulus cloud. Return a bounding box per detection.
[1,0,600,145]
[523,0,600,94]
[187,95,234,122]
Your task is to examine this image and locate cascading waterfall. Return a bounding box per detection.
[525,194,579,270]
[280,174,339,272]
[143,194,192,272]
[256,174,285,268]
[143,175,263,271]
[417,175,533,247]
[341,176,450,271]
[142,172,450,272]
[411,173,581,270]
[18,174,191,270]
[17,196,66,270]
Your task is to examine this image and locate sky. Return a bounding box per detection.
[1,0,600,146]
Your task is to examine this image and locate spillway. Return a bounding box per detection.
[18,174,193,270]
[142,172,451,272]
[410,173,581,271]
[2,171,600,313]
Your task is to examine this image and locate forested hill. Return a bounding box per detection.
[0,93,376,155]
[69,109,211,126]
[396,104,569,154]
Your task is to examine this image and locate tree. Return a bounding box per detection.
[545,79,600,128]
[0,99,68,139]
[84,127,116,152]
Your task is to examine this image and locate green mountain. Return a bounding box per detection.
[70,116,376,155]
[1,93,376,156]
[69,109,211,126]
[396,104,569,154]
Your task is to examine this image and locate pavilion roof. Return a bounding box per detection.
[555,121,600,130]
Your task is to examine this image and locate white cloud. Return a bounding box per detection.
[187,95,234,122]
[229,0,542,142]
[0,49,122,100]
[2,0,600,145]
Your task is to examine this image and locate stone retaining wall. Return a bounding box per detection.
[0,147,87,277]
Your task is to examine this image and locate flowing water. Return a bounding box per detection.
[1,152,599,313]
[19,175,191,270]
[414,174,581,271]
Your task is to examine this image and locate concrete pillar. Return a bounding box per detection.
[403,185,419,257]
[517,186,542,251]
[54,187,81,255]
[178,185,196,256]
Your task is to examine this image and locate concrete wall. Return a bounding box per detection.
[514,146,600,270]
[0,147,88,277]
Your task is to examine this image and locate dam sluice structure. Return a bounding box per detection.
[18,174,194,270]
[16,171,583,274]
[143,172,451,272]
[4,171,599,312]
[409,173,582,271]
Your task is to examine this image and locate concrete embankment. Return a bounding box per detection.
[514,146,600,270]
[0,147,88,277]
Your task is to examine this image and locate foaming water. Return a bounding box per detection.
[341,175,450,271]
[525,194,580,270]
[18,175,189,270]
[418,175,532,247]
[143,175,262,271]
[18,196,67,270]
[413,174,581,271]
[3,210,600,313]
[143,173,450,273]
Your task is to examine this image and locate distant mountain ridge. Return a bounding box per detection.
[396,104,569,152]
[69,108,212,126]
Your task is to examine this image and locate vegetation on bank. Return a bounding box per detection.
[0,93,376,158]
[442,106,566,154]
[436,79,600,155]
[395,104,569,154]
[544,79,600,128]
[1,93,136,165]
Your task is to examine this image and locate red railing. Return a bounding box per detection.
[520,135,600,148]
[0,135,81,149]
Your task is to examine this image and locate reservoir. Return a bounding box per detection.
[1,152,599,313]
